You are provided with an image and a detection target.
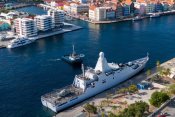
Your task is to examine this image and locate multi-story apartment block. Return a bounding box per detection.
[123,3,130,16]
[48,9,64,28]
[34,15,54,31]
[155,2,163,12]
[106,7,116,19]
[116,3,123,18]
[70,3,89,14]
[14,18,37,37]
[89,6,107,21]
[146,3,156,13]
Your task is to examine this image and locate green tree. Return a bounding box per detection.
[146,69,151,77]
[116,101,149,117]
[149,91,170,107]
[111,105,117,112]
[169,84,175,95]
[128,84,138,93]
[84,103,97,117]
[165,68,171,77]
[108,111,116,117]
[117,88,129,94]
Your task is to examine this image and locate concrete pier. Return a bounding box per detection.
[0,23,82,49]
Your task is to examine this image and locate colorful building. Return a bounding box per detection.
[116,3,123,18]
[96,7,106,21]
[130,2,135,15]
[123,3,130,16]
[70,3,89,15]
[106,7,116,19]
[89,5,96,21]
[162,2,170,11]
[146,3,156,13]
[155,2,163,12]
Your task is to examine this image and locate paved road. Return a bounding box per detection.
[155,99,175,117]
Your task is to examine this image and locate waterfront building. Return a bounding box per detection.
[106,7,116,19]
[50,1,64,10]
[130,2,135,15]
[116,3,123,18]
[134,2,146,15]
[34,15,54,32]
[123,3,130,16]
[48,9,64,28]
[14,18,37,37]
[146,3,156,13]
[172,3,175,10]
[64,3,71,13]
[89,5,96,21]
[140,3,146,15]
[70,3,89,15]
[155,2,163,12]
[95,7,106,21]
[162,2,170,11]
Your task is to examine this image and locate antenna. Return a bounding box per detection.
[82,64,85,77]
[72,45,76,55]
[147,52,149,57]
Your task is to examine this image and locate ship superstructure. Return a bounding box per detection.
[41,52,149,112]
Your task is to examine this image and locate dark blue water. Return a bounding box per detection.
[1,6,175,117]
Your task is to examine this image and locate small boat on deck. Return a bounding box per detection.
[61,45,85,64]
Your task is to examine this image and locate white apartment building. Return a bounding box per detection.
[14,18,37,37]
[89,6,106,21]
[70,3,89,14]
[89,9,96,20]
[34,15,54,31]
[96,7,106,21]
[48,9,64,28]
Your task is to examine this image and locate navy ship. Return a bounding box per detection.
[61,45,85,64]
[41,52,149,112]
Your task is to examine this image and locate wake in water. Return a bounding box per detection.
[48,58,61,62]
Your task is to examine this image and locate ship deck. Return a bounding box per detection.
[41,85,83,106]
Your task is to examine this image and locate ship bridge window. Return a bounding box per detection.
[105,71,114,76]
[91,82,95,88]
[102,79,106,83]
[131,64,139,69]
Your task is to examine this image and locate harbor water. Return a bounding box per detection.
[1,6,175,117]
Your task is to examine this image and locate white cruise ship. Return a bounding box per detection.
[41,52,149,112]
[7,37,34,49]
